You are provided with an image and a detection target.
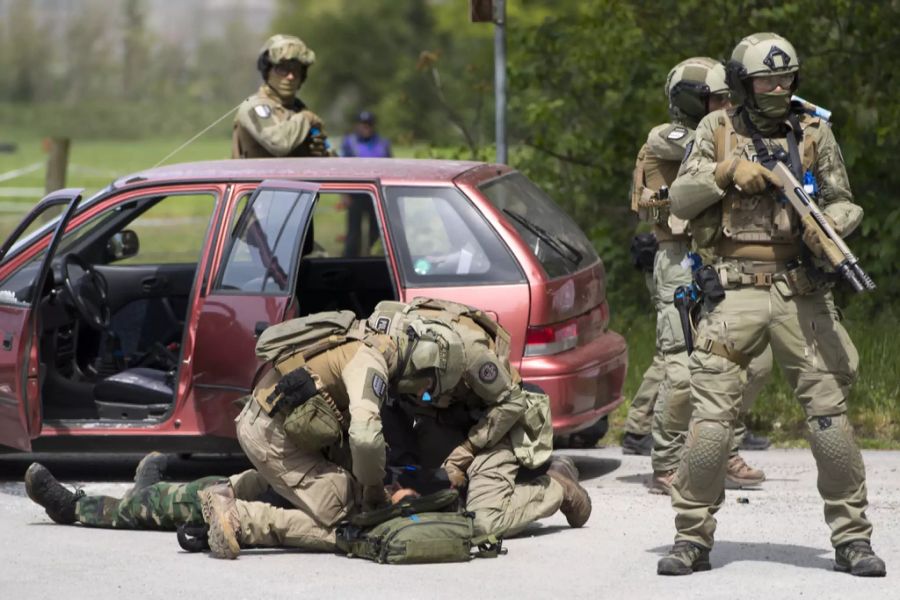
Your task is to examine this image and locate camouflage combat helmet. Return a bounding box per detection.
[725,32,800,107]
[394,318,466,400]
[664,57,729,127]
[257,34,316,80]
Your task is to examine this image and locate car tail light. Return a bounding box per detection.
[525,319,578,357]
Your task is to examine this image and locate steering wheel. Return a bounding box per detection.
[63,254,111,330]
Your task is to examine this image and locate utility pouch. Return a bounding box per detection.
[630,233,659,273]
[282,394,343,451]
[509,390,553,469]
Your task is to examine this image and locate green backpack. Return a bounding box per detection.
[255,310,360,363]
[336,489,505,565]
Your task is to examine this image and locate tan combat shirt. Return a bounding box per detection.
[232,85,321,158]
[670,108,862,262]
[631,122,694,241]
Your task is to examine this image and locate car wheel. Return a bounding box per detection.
[561,416,609,449]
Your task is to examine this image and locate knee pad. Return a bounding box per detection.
[807,414,865,496]
[676,420,732,503]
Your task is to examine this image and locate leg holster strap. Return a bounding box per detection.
[694,336,751,368]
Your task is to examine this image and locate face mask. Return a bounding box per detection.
[754,90,791,119]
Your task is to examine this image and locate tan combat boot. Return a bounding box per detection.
[198,483,241,559]
[649,470,675,496]
[725,454,765,488]
[548,460,591,528]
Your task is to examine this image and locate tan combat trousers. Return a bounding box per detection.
[465,438,565,538]
[670,283,871,549]
[232,400,357,550]
[624,270,665,437]
[649,243,770,472]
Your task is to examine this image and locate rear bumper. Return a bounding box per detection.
[520,329,628,436]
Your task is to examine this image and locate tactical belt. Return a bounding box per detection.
[715,257,826,297]
[716,240,801,262]
[693,335,751,368]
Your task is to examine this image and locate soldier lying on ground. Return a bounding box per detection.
[24,452,423,539]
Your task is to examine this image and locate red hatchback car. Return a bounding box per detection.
[0,158,626,453]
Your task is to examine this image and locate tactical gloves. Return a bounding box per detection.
[714,158,780,195]
[802,214,837,258]
[442,439,478,488]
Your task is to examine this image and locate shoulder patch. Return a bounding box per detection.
[375,316,391,334]
[682,140,694,164]
[371,374,387,399]
[478,361,499,384]
[667,126,688,141]
[253,105,272,119]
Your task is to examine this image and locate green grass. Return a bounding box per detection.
[608,304,900,448]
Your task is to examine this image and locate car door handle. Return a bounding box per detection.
[141,277,159,291]
[254,321,270,338]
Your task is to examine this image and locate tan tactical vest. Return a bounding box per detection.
[695,109,821,261]
[630,139,689,241]
[253,312,396,417]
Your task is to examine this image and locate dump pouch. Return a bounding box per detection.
[509,390,553,469]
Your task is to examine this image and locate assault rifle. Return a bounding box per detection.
[765,159,876,293]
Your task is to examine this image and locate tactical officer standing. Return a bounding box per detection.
[658,33,885,577]
[232,34,330,158]
[631,57,771,496]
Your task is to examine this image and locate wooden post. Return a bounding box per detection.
[45,138,70,194]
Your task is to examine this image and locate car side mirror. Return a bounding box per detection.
[106,230,140,261]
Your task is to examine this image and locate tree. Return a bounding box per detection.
[507,0,900,310]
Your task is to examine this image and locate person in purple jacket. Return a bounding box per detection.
[341,111,392,257]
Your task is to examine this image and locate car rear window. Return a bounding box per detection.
[480,172,598,279]
[383,186,524,287]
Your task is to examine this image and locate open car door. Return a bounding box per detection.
[0,189,82,450]
[188,179,320,438]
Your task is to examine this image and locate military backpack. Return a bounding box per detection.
[336,489,505,565]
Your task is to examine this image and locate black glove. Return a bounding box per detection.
[630,233,658,273]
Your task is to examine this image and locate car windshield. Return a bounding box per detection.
[479,172,597,278]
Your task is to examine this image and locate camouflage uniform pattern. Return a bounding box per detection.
[630,121,771,473]
[232,85,325,158]
[75,476,225,530]
[668,104,870,549]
